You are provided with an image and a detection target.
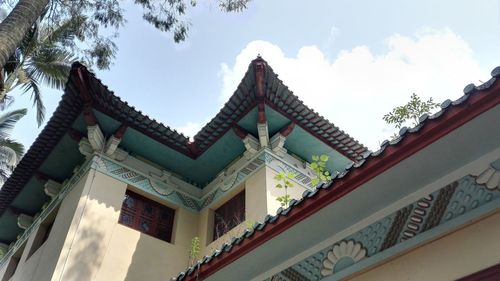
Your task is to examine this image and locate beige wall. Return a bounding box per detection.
[348,211,500,281]
[200,166,308,257]
[1,161,310,281]
[265,166,308,216]
[52,170,199,281]
[2,169,93,281]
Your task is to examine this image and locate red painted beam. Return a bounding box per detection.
[279,122,295,137]
[232,124,249,139]
[114,124,128,139]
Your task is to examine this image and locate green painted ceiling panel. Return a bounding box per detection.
[285,127,352,173]
[94,110,123,137]
[120,127,245,186]
[238,107,258,136]
[266,106,292,136]
[11,178,49,214]
[0,212,22,242]
[38,135,84,180]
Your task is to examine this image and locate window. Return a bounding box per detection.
[213,191,245,241]
[118,190,175,243]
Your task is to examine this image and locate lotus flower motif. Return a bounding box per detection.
[321,240,366,277]
[472,159,500,190]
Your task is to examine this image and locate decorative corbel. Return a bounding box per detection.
[44,180,62,198]
[270,122,295,157]
[233,125,260,159]
[243,135,260,159]
[78,138,93,157]
[17,214,34,230]
[87,125,105,151]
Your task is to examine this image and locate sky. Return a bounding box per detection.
[9,0,500,151]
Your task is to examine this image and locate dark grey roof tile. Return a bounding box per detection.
[491,66,500,78]
[463,83,477,95]
[440,99,452,109]
[476,77,496,91]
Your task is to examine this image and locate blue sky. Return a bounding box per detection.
[10,0,500,150]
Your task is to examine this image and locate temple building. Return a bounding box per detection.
[0,57,499,281]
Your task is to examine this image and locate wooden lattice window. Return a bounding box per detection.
[118,190,175,243]
[213,191,245,241]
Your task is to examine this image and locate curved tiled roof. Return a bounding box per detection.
[0,57,368,216]
[174,66,500,281]
[194,57,367,160]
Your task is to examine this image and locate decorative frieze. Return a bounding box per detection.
[283,171,500,280]
[472,159,500,190]
[321,240,367,277]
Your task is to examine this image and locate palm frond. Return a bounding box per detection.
[0,138,25,160]
[0,166,9,185]
[0,95,15,111]
[26,47,75,90]
[0,108,27,139]
[0,146,20,167]
[20,76,45,126]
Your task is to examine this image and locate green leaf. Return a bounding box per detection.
[310,162,318,169]
[311,178,319,186]
[312,155,319,161]
[276,184,283,189]
[287,172,296,179]
[320,154,329,162]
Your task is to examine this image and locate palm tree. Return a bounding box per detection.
[0,108,26,184]
[1,15,82,126]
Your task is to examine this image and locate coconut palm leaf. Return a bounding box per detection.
[25,47,75,90]
[0,138,24,160]
[20,75,45,126]
[0,108,27,140]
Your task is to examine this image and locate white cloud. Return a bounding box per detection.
[174,121,202,140]
[219,28,488,150]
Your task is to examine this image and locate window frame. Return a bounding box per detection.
[118,190,175,243]
[213,190,246,241]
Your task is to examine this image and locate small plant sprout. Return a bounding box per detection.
[244,219,256,230]
[310,154,332,186]
[274,170,296,207]
[188,236,200,267]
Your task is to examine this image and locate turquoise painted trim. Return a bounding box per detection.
[0,157,95,267]
[323,197,500,281]
[289,174,500,280]
[93,149,315,213]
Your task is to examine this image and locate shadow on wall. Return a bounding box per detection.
[61,220,105,281]
[123,233,183,281]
